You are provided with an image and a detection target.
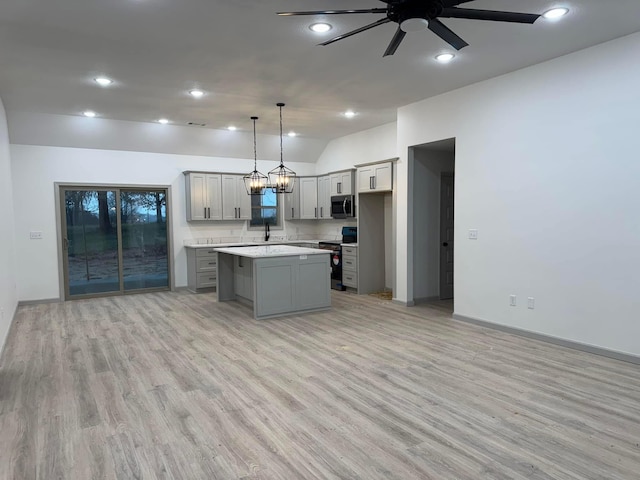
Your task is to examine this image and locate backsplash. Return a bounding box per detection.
[182,219,356,246]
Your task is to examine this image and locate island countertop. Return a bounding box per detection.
[214,245,328,258]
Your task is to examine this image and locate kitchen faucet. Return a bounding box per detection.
[264,222,270,242]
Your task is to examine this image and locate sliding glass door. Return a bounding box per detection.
[120,190,168,291]
[61,187,170,299]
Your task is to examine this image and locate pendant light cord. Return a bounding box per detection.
[278,102,285,167]
[252,116,258,170]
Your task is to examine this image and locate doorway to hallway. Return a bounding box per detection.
[409,138,455,304]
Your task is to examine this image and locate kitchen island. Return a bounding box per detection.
[215,245,331,320]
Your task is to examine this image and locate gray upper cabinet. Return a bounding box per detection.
[284,178,301,220]
[300,177,318,219]
[185,172,222,221]
[357,162,393,193]
[330,170,354,196]
[285,177,318,220]
[317,175,331,219]
[222,175,251,220]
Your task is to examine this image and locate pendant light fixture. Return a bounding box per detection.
[269,103,296,194]
[243,116,268,195]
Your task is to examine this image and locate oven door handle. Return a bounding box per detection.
[343,198,347,216]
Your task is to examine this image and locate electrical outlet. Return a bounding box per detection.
[30,231,43,240]
[509,295,517,307]
[528,297,535,309]
[468,229,478,240]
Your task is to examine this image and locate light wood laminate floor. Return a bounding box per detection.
[1,291,639,479]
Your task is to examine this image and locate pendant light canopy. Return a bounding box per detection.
[269,103,296,194]
[243,116,268,195]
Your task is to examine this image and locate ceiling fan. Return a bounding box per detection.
[277,0,541,56]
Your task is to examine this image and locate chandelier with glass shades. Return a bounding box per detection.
[268,103,296,194]
[243,116,269,195]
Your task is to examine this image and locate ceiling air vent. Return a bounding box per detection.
[188,122,206,127]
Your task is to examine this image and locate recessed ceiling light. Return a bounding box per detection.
[543,7,569,19]
[94,77,113,86]
[83,111,96,118]
[344,110,356,118]
[288,131,297,137]
[228,125,237,131]
[436,53,455,63]
[158,118,169,124]
[189,89,205,98]
[310,23,332,33]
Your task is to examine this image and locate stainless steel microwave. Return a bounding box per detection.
[331,195,355,219]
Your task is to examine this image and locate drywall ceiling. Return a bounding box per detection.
[0,0,639,140]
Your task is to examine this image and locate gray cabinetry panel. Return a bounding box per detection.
[255,263,296,317]
[341,245,358,290]
[187,248,218,292]
[253,254,330,319]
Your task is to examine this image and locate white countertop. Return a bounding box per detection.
[341,243,358,247]
[184,240,321,249]
[214,245,330,258]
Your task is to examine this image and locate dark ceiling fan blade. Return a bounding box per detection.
[383,27,406,57]
[443,0,475,6]
[319,18,391,46]
[277,9,387,16]
[428,18,469,50]
[441,7,540,24]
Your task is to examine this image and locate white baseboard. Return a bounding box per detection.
[453,313,640,365]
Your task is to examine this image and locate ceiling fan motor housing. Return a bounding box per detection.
[389,0,444,22]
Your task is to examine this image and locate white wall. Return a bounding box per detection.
[0,97,18,351]
[314,122,397,173]
[398,32,640,356]
[10,144,317,301]
[8,112,328,164]
[412,148,454,300]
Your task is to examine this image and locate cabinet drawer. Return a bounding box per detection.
[196,258,217,272]
[342,271,358,288]
[342,246,357,256]
[196,248,218,257]
[342,254,357,272]
[197,272,217,288]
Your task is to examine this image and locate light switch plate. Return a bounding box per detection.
[468,229,478,240]
[30,231,43,240]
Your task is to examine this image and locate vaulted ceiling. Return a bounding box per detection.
[1,1,639,139]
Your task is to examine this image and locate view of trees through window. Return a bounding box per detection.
[63,188,169,296]
[250,189,279,227]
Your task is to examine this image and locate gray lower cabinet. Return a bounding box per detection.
[186,248,218,292]
[342,245,358,289]
[254,255,330,318]
[217,250,330,319]
[233,255,253,301]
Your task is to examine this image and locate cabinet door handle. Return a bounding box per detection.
[370,176,375,190]
[292,207,294,218]
[338,182,342,194]
[238,207,240,218]
[208,207,211,219]
[315,207,317,218]
[320,206,323,218]
[204,207,207,218]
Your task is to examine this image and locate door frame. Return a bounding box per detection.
[55,182,174,301]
